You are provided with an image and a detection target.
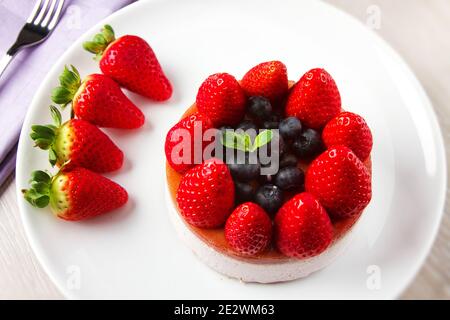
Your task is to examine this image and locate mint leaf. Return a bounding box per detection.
[221,131,247,152]
[250,130,274,152]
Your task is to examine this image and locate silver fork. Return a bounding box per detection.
[0,0,65,78]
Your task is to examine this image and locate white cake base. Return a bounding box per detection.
[165,187,356,283]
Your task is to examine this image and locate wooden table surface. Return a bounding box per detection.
[0,0,449,299]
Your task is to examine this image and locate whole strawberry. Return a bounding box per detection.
[51,66,144,129]
[83,25,172,101]
[176,158,235,228]
[322,111,373,161]
[30,106,123,173]
[22,168,128,221]
[241,61,289,104]
[305,146,371,219]
[225,202,272,256]
[285,68,341,129]
[165,112,214,173]
[275,192,333,258]
[196,73,246,127]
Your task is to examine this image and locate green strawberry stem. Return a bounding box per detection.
[82,25,115,60]
[51,65,82,109]
[22,170,52,208]
[30,106,63,166]
[22,161,71,209]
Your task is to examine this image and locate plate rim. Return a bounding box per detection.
[15,0,447,299]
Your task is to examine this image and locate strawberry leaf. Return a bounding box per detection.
[30,170,51,184]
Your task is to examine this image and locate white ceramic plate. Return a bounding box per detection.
[16,0,446,299]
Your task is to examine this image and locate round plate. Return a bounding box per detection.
[16,0,446,299]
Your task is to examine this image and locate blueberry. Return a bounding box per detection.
[262,114,281,129]
[292,128,323,159]
[255,184,283,215]
[279,117,302,140]
[267,133,286,157]
[248,96,273,121]
[274,166,304,191]
[236,120,258,133]
[234,181,255,204]
[280,153,298,168]
[228,155,261,182]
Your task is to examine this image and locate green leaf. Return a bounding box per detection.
[58,65,81,92]
[33,196,50,208]
[51,86,74,105]
[102,25,115,43]
[221,130,237,149]
[82,41,104,54]
[32,138,51,150]
[93,34,107,46]
[31,125,55,136]
[50,106,62,127]
[30,125,56,150]
[250,130,274,152]
[221,131,249,152]
[49,148,57,167]
[30,170,51,184]
[83,25,115,57]
[31,181,50,194]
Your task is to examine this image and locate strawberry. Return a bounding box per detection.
[322,111,373,161]
[22,168,128,221]
[51,66,145,129]
[241,60,289,104]
[285,68,341,129]
[274,192,333,258]
[225,202,272,256]
[83,25,172,101]
[176,158,235,228]
[30,106,123,173]
[165,112,214,173]
[196,73,246,127]
[305,146,371,219]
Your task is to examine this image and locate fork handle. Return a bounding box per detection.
[0,53,14,79]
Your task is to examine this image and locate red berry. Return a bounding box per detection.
[241,61,289,104]
[52,67,145,129]
[285,68,341,129]
[30,107,123,173]
[165,112,214,173]
[225,202,272,256]
[322,112,373,161]
[100,35,172,101]
[57,119,123,172]
[176,158,235,228]
[22,168,128,221]
[196,73,246,127]
[74,74,145,129]
[275,192,333,259]
[58,168,128,221]
[305,146,372,219]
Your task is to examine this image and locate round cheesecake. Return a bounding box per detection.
[165,103,372,283]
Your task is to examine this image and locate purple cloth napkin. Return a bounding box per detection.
[0,0,134,186]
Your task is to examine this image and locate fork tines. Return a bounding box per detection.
[27,0,65,30]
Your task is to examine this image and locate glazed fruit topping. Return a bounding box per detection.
[170,61,373,259]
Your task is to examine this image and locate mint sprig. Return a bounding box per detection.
[221,129,274,152]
